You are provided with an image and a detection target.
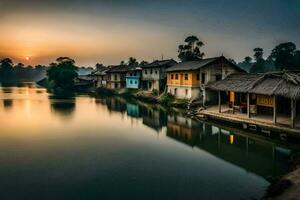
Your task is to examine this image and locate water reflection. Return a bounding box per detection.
[2,99,13,110]
[50,99,76,119]
[98,96,295,178]
[0,84,299,200]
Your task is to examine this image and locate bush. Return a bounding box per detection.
[152,89,159,96]
[159,93,175,107]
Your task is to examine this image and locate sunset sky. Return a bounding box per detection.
[0,0,299,66]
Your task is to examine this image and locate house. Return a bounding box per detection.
[125,66,142,89]
[91,66,109,88]
[141,59,177,93]
[165,56,245,101]
[106,65,132,89]
[205,71,300,129]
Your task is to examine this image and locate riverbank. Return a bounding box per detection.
[93,87,195,108]
[264,153,300,200]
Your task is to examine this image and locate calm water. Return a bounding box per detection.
[0,83,299,200]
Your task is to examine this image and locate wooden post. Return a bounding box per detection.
[273,96,277,124]
[202,88,206,107]
[291,99,296,128]
[247,93,250,118]
[218,91,221,113]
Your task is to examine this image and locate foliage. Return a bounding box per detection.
[0,58,13,80]
[46,57,78,91]
[269,42,298,71]
[152,89,159,96]
[178,35,205,62]
[159,93,175,107]
[238,57,253,72]
[127,57,139,66]
[139,60,149,66]
[249,48,267,73]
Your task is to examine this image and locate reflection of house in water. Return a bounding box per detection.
[167,114,202,146]
[126,103,141,118]
[140,106,167,132]
[105,97,127,114]
[166,117,293,177]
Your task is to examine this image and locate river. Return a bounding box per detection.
[0,83,298,200]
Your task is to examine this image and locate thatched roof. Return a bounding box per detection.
[165,56,245,72]
[206,71,300,100]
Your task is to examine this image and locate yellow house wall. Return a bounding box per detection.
[167,71,200,87]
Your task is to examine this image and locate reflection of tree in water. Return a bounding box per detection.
[2,99,13,110]
[49,94,76,120]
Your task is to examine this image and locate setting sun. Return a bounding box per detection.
[25,56,30,61]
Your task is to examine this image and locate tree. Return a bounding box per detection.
[253,48,264,61]
[178,35,205,62]
[139,60,149,66]
[46,57,78,91]
[250,48,265,73]
[293,50,300,70]
[244,56,252,64]
[127,57,138,66]
[270,42,297,71]
[0,58,13,79]
[237,56,253,72]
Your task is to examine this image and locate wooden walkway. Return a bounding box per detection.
[199,105,300,136]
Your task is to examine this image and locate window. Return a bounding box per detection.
[155,70,158,74]
[150,69,153,74]
[134,73,137,76]
[184,74,188,80]
[216,74,222,81]
[185,89,188,96]
[130,80,133,84]
[175,74,178,80]
[171,74,174,79]
[135,81,137,84]
[114,83,118,88]
[114,74,117,80]
[196,73,200,81]
[201,73,206,84]
[145,70,148,74]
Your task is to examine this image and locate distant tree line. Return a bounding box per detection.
[0,58,47,82]
[238,42,300,73]
[0,57,93,83]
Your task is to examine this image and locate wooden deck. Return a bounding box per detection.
[199,105,300,136]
